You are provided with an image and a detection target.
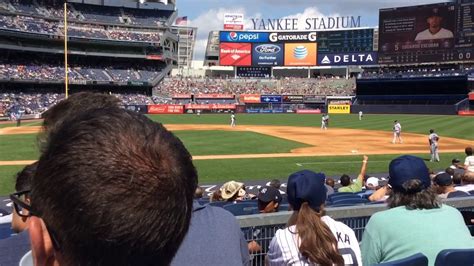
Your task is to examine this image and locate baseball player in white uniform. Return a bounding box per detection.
[359,111,363,121]
[429,129,440,162]
[321,114,328,130]
[392,120,402,144]
[230,113,236,127]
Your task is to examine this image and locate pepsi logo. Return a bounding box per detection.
[229,32,238,41]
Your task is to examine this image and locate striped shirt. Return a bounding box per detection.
[267,216,361,265]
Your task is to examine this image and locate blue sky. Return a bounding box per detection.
[176,0,449,60]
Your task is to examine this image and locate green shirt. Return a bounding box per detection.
[338,178,363,193]
[361,205,474,266]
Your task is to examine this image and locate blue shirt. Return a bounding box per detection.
[0,230,30,266]
[171,201,250,266]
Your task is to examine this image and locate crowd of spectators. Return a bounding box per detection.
[0,60,163,83]
[0,92,175,116]
[0,14,163,43]
[157,77,356,97]
[360,65,474,79]
[0,92,63,116]
[1,0,169,27]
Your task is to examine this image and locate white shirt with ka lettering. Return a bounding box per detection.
[267,216,362,266]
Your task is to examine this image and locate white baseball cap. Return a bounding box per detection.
[366,177,379,187]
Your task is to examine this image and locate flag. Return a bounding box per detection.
[175,16,188,26]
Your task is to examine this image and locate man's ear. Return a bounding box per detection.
[29,216,57,266]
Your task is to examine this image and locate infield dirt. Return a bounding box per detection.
[1,124,471,165]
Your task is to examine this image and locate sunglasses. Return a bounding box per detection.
[9,190,32,218]
[9,190,62,251]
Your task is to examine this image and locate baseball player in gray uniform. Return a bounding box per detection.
[392,120,402,144]
[429,129,440,162]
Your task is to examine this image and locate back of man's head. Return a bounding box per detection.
[453,173,462,185]
[31,108,197,265]
[325,177,335,188]
[269,179,281,189]
[340,174,351,187]
[466,146,473,156]
[40,92,120,150]
[15,162,37,192]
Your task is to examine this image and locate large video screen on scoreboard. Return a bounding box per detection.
[378,1,473,64]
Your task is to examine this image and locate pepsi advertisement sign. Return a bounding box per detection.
[252,43,284,66]
[260,95,282,103]
[317,52,377,66]
[220,31,269,43]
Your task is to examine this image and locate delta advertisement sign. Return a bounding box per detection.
[252,43,284,66]
[220,43,252,66]
[284,43,317,66]
[317,52,378,66]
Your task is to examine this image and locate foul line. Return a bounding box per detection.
[296,160,391,166]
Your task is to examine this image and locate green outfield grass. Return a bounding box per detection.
[149,114,474,140]
[174,130,309,155]
[0,113,471,195]
[0,152,463,195]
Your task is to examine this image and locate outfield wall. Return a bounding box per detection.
[351,104,458,115]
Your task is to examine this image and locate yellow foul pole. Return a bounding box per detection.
[64,2,69,99]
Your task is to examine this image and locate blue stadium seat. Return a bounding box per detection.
[330,197,369,206]
[434,249,474,266]
[197,198,209,205]
[223,202,259,216]
[374,253,428,266]
[0,223,14,240]
[208,201,227,208]
[447,191,471,198]
[279,203,290,211]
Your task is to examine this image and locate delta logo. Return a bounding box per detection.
[318,52,377,66]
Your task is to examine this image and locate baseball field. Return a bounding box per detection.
[0,113,473,195]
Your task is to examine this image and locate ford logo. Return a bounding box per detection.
[255,44,280,54]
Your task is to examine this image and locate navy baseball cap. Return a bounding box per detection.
[434,172,453,186]
[287,170,327,211]
[258,186,282,203]
[388,155,430,193]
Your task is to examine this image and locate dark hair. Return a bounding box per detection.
[387,179,440,210]
[340,174,351,187]
[287,203,344,265]
[445,168,454,176]
[452,173,462,185]
[270,179,281,189]
[210,190,223,202]
[15,162,37,192]
[466,147,473,156]
[429,129,434,134]
[39,92,120,151]
[32,108,197,265]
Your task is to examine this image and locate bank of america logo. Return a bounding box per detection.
[321,56,331,64]
[293,46,308,59]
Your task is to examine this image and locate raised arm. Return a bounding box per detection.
[357,155,369,184]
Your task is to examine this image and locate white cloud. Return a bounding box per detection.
[281,7,339,31]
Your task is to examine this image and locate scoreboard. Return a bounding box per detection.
[317,29,375,53]
[378,1,474,64]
